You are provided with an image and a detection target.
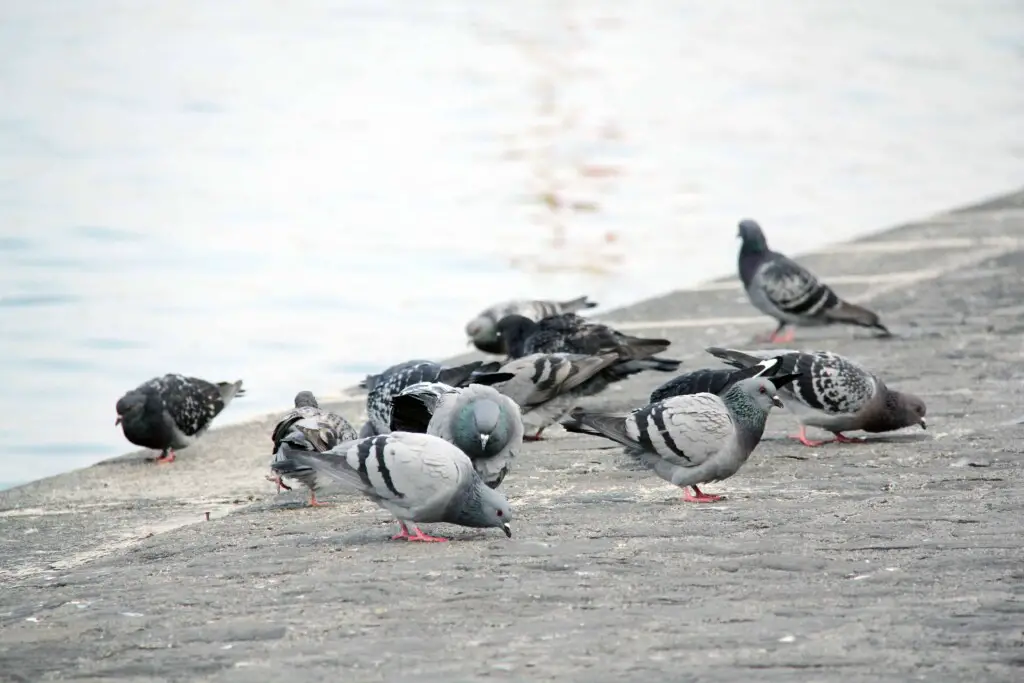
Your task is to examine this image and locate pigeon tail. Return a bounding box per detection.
[282,446,376,498]
[217,380,245,402]
[617,337,672,361]
[437,361,486,388]
[705,347,764,370]
[559,295,598,311]
[468,372,516,387]
[561,408,639,450]
[827,300,892,336]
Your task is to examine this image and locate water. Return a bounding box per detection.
[1,0,1022,486]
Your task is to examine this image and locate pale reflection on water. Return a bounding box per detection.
[1,0,1022,484]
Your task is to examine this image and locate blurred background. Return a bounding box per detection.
[1,0,1023,487]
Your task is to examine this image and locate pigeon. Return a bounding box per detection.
[267,390,359,506]
[114,374,245,463]
[390,382,524,489]
[562,375,800,502]
[737,219,891,343]
[361,359,512,437]
[493,313,682,437]
[482,352,621,440]
[466,296,599,354]
[276,431,513,542]
[706,346,927,446]
[649,357,784,403]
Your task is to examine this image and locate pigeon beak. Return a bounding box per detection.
[502,523,512,538]
[114,415,123,426]
[480,434,490,450]
[919,418,927,430]
[771,395,784,409]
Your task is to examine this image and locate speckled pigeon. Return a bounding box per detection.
[267,390,359,506]
[115,374,245,464]
[706,346,926,446]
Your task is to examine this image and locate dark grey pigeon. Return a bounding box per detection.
[706,346,927,446]
[277,431,513,542]
[115,374,245,463]
[362,359,511,437]
[562,375,800,502]
[466,295,599,354]
[267,390,358,506]
[649,357,784,403]
[737,219,891,343]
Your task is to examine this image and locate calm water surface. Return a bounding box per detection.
[2,0,1023,485]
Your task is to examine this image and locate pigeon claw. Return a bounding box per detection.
[391,522,448,542]
[524,428,546,442]
[307,492,329,507]
[683,485,725,503]
[769,329,796,344]
[155,450,176,464]
[830,432,867,444]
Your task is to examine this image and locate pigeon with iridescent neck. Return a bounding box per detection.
[390,382,524,489]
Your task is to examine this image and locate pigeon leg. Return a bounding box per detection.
[830,432,867,444]
[769,326,796,344]
[683,485,725,503]
[391,521,412,540]
[524,428,546,442]
[308,491,329,507]
[265,474,292,492]
[403,525,449,543]
[155,449,176,464]
[788,426,826,447]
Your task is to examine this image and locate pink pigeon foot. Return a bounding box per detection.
[683,485,725,503]
[831,432,867,444]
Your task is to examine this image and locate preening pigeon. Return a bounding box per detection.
[737,219,891,343]
[562,375,800,502]
[361,359,512,437]
[115,374,245,464]
[706,346,927,446]
[268,390,359,506]
[277,431,513,542]
[390,382,524,489]
[483,352,620,439]
[650,357,784,403]
[466,296,599,354]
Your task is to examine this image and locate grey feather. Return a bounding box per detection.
[480,352,620,438]
[562,377,789,499]
[705,346,927,440]
[279,432,513,539]
[466,296,599,354]
[391,382,525,489]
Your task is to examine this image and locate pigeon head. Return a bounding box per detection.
[450,481,513,537]
[871,390,928,433]
[114,391,146,426]
[452,396,514,458]
[293,391,319,409]
[465,314,495,343]
[726,377,786,414]
[494,314,538,357]
[737,219,769,253]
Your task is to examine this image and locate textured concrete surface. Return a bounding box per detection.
[2,189,1024,682]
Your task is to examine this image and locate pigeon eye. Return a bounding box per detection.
[759,386,767,394]
[496,510,503,517]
